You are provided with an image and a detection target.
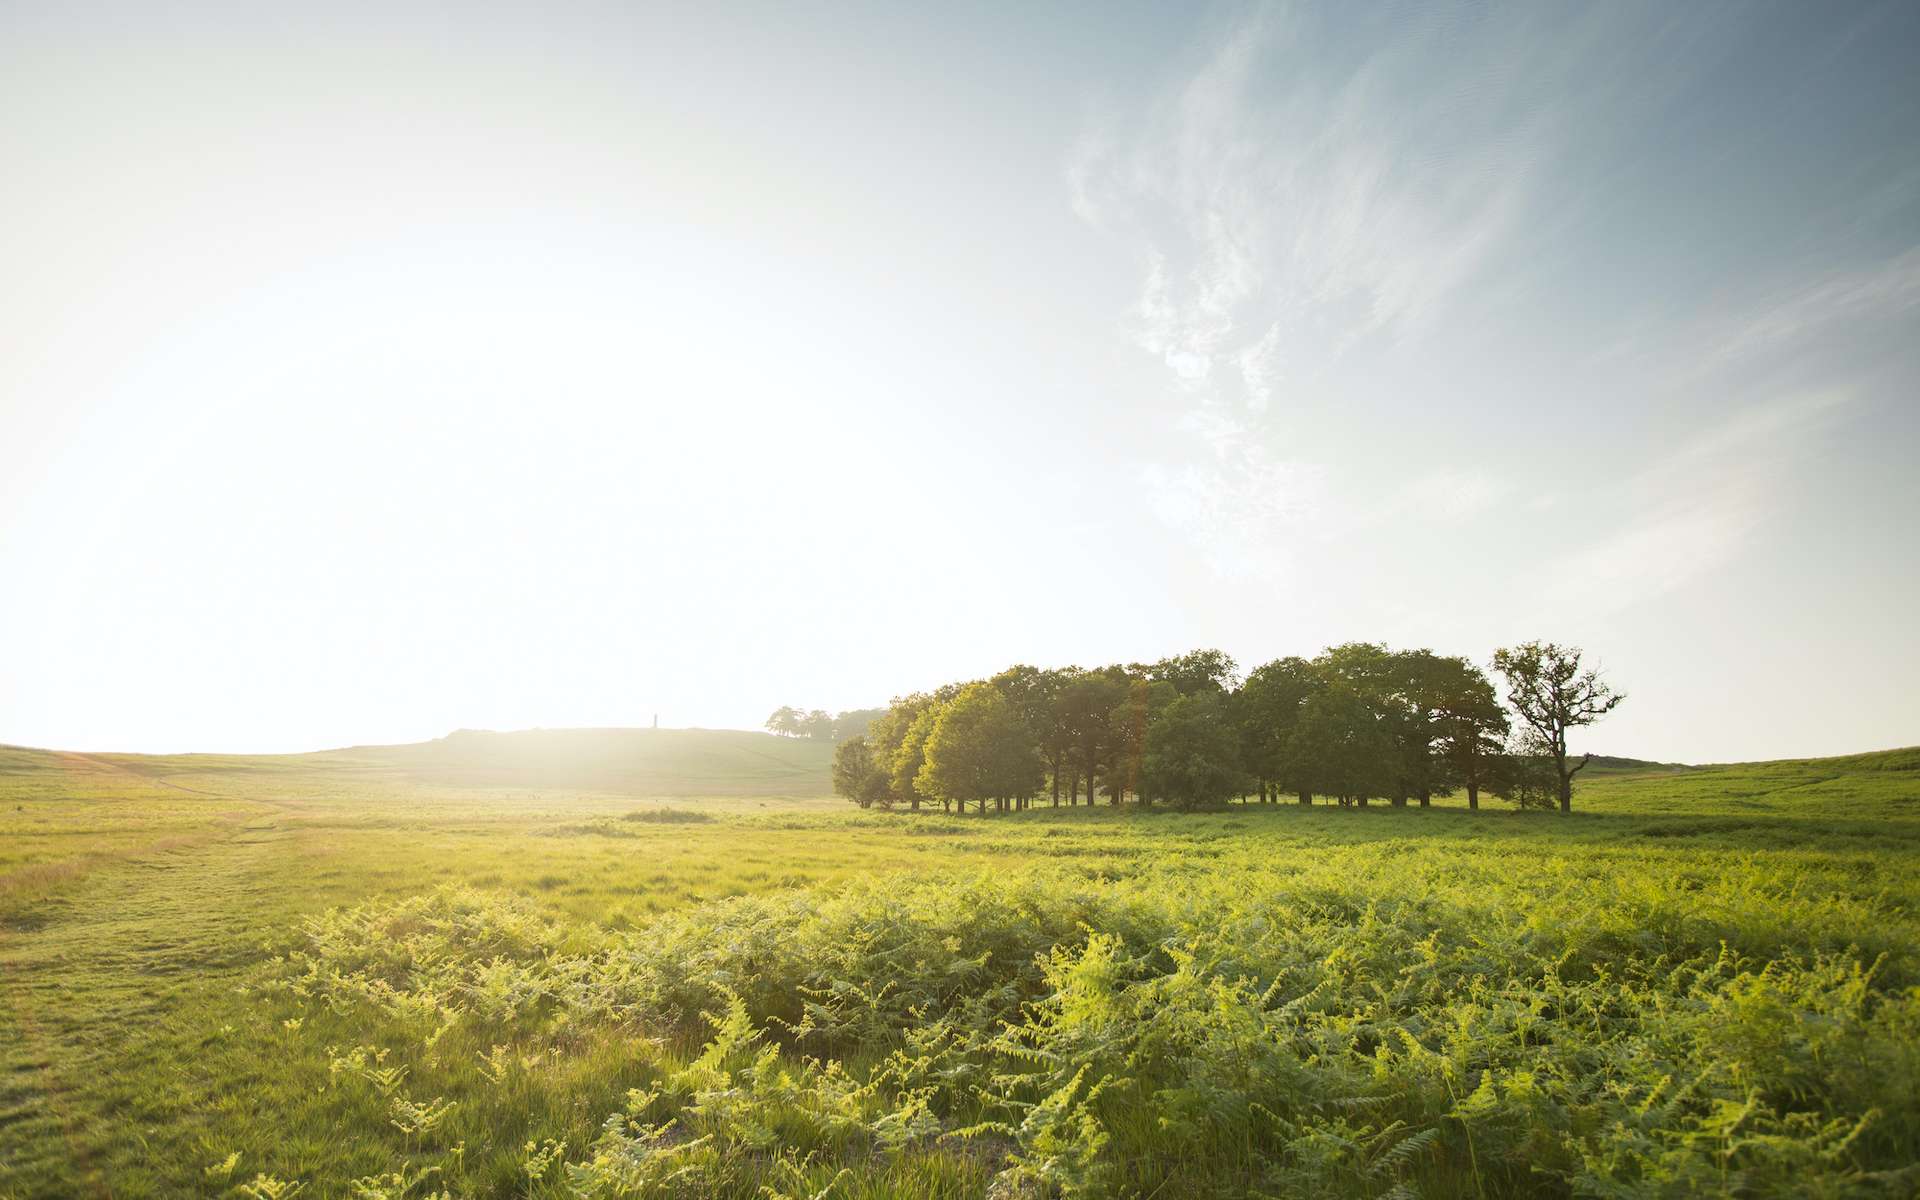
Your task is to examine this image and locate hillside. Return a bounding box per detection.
[313,726,837,796]
[0,726,839,801]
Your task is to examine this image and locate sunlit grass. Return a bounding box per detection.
[0,742,1915,1196]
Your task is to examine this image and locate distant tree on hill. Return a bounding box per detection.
[1493,641,1626,813]
[764,706,804,737]
[831,708,886,743]
[803,709,835,740]
[1140,692,1242,810]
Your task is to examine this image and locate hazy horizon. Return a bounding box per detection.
[4,1,1918,762]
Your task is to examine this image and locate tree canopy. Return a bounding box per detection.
[830,641,1622,816]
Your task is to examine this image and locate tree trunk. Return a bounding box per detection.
[1467,782,1479,811]
[1051,756,1061,806]
[1299,788,1310,806]
[1418,787,1431,808]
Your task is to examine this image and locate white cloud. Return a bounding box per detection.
[1537,389,1850,619]
[1071,5,1553,573]
[1699,247,1920,375]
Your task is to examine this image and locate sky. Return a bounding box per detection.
[2,1,1917,762]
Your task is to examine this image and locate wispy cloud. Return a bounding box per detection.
[1698,247,1920,377]
[1070,6,1555,570]
[1540,247,1919,619]
[1538,388,1851,620]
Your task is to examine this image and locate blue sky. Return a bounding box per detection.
[1,1,1916,760]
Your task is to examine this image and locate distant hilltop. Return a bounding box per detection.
[315,726,835,797]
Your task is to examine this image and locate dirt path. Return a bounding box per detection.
[48,751,225,798]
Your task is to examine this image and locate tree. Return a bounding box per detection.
[891,703,943,812]
[1486,734,1561,811]
[1144,648,1240,696]
[916,682,1042,814]
[1237,657,1322,803]
[1109,676,1177,804]
[832,708,886,742]
[1140,692,1242,811]
[1492,641,1625,813]
[1320,645,1451,806]
[764,706,804,737]
[991,665,1071,808]
[1287,684,1395,806]
[830,736,890,809]
[1429,657,1509,811]
[1059,670,1127,806]
[804,709,835,741]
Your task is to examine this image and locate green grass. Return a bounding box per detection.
[0,734,1916,1197]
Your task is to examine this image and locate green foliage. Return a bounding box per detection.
[917,683,1042,814]
[1288,684,1396,804]
[830,736,890,809]
[1494,641,1627,811]
[1236,655,1322,801]
[260,847,1920,1198]
[1139,691,1243,809]
[7,741,1920,1198]
[891,702,944,811]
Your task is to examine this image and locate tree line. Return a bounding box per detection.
[764,706,885,743]
[830,641,1623,816]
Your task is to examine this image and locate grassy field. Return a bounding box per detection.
[1,731,1915,1198]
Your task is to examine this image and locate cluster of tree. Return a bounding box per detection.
[765,706,887,742]
[832,642,1622,815]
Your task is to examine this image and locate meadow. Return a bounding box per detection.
[1,730,1916,1198]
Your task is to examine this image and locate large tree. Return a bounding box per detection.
[1140,692,1242,811]
[764,706,804,737]
[1316,643,1432,806]
[1108,676,1177,805]
[1237,656,1322,803]
[861,693,939,811]
[1491,641,1625,813]
[917,682,1042,814]
[991,664,1072,808]
[1144,648,1240,697]
[891,703,944,812]
[830,736,890,809]
[1059,669,1127,806]
[1287,684,1395,806]
[1429,657,1510,811]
